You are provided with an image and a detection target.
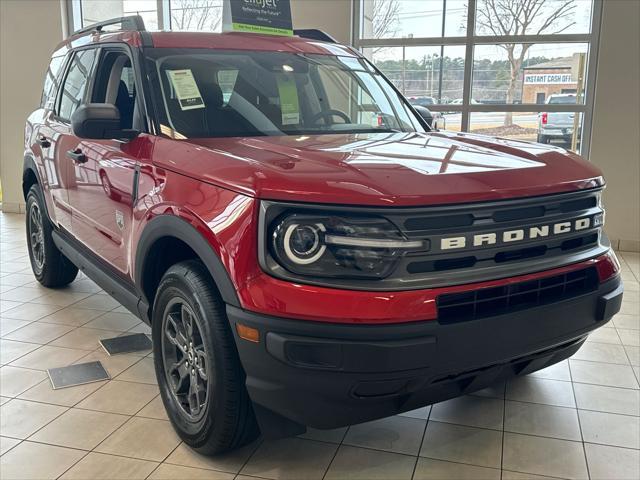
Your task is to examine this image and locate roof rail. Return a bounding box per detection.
[293,29,337,43]
[73,15,146,36]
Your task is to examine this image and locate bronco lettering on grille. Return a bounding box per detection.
[440,217,592,250]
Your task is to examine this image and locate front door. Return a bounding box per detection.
[67,47,148,276]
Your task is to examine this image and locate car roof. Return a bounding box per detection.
[56,30,358,57]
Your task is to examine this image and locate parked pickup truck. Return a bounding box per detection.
[537,93,578,144]
[24,16,622,454]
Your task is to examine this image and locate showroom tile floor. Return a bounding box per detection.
[0,211,638,480]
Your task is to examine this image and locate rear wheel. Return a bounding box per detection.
[152,260,259,455]
[25,184,78,287]
[537,134,550,144]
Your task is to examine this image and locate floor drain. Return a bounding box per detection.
[99,333,152,355]
[48,361,110,389]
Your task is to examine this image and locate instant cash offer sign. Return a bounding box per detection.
[223,0,293,36]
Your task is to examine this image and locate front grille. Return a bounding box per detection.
[379,188,607,289]
[437,266,599,324]
[260,189,608,291]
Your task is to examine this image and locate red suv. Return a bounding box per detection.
[24,16,622,454]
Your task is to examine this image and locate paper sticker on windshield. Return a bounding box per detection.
[167,69,205,111]
[276,75,300,125]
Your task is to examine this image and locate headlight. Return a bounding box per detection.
[268,213,425,279]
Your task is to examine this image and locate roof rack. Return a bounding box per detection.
[73,15,146,36]
[293,29,337,43]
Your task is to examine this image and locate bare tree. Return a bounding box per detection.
[170,0,223,31]
[372,0,401,39]
[475,0,576,125]
[368,0,400,54]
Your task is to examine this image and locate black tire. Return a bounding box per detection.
[25,184,78,288]
[152,260,259,455]
[536,134,549,144]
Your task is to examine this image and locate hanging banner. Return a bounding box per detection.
[223,0,293,36]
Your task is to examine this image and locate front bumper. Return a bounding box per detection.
[229,275,622,435]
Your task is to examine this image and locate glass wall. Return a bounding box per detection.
[354,0,602,155]
[71,0,602,155]
[80,0,159,30]
[168,0,223,32]
[75,0,224,32]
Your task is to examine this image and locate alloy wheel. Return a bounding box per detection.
[28,202,45,273]
[161,298,210,421]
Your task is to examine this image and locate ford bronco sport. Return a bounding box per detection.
[24,16,623,454]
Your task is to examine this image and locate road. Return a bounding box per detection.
[442,112,539,129]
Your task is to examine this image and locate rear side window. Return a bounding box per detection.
[41,54,68,109]
[57,49,97,121]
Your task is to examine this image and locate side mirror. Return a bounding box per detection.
[413,105,436,131]
[71,104,139,140]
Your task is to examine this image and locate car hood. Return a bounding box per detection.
[154,131,603,207]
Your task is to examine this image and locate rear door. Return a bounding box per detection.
[67,46,150,276]
[42,48,98,231]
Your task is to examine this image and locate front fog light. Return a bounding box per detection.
[283,223,326,265]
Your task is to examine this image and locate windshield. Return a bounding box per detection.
[145,49,425,138]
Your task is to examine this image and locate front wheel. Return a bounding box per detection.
[152,260,259,455]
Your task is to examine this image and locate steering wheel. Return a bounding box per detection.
[310,109,352,125]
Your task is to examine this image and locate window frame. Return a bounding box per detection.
[352,0,604,157]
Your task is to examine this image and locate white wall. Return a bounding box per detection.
[0,0,64,213]
[291,0,352,44]
[589,0,640,251]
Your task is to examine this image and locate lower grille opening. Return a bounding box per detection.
[436,267,599,324]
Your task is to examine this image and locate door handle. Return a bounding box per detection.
[67,148,87,164]
[36,135,51,148]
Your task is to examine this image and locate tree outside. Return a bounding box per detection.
[170,0,223,31]
[474,0,577,125]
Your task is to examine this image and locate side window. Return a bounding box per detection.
[57,49,97,121]
[91,51,137,129]
[120,65,135,96]
[41,54,67,109]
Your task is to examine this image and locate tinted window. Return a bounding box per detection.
[58,49,97,121]
[41,55,67,109]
